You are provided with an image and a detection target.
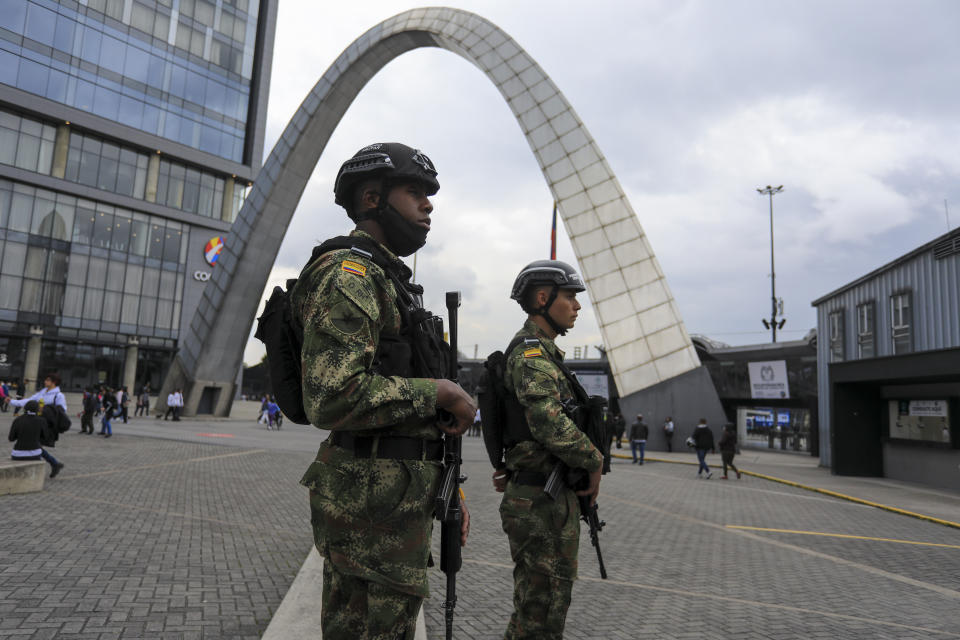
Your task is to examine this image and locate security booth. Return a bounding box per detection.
[694,335,819,455]
[813,227,960,489]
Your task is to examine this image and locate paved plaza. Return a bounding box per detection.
[3,407,960,639]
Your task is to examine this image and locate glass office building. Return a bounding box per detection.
[0,0,276,393]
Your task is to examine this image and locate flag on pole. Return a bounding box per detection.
[550,201,557,260]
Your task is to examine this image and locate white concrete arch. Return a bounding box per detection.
[165,6,700,415]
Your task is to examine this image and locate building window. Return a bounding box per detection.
[856,301,876,359]
[891,292,912,354]
[828,310,844,362]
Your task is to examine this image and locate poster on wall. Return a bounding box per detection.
[747,360,790,399]
[889,399,951,444]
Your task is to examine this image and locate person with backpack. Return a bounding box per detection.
[8,373,67,416]
[8,399,64,478]
[489,260,604,640]
[285,143,476,639]
[80,387,98,434]
[719,423,742,480]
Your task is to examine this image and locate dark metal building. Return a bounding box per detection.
[0,0,276,394]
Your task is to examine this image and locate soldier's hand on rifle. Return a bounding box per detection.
[460,497,470,546]
[435,379,476,436]
[576,468,602,507]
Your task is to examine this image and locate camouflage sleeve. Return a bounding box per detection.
[512,353,603,472]
[299,261,437,431]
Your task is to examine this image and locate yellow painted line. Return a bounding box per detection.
[612,453,960,531]
[726,525,960,550]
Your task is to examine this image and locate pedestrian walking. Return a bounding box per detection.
[290,143,475,638]
[472,407,482,437]
[692,418,715,478]
[663,416,675,452]
[265,398,280,429]
[630,413,649,464]
[80,387,98,434]
[492,259,603,639]
[119,386,130,423]
[8,399,64,478]
[135,386,150,417]
[612,412,626,448]
[719,423,742,480]
[100,388,117,437]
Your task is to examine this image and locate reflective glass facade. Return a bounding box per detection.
[0,178,186,337]
[0,105,249,222]
[0,0,260,162]
[0,0,274,394]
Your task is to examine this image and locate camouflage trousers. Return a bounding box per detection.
[500,480,580,640]
[321,559,422,640]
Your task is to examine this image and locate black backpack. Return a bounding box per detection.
[477,336,612,475]
[477,336,534,471]
[254,278,310,425]
[254,236,407,426]
[42,402,71,434]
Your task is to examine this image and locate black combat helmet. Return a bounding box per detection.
[510,260,586,336]
[333,142,439,212]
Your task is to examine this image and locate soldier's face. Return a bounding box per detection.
[387,181,433,231]
[548,289,581,330]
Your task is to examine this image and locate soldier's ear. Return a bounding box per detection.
[359,185,380,210]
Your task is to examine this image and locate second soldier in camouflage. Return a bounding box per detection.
[494,260,603,639]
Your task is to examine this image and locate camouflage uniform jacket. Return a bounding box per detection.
[503,319,602,476]
[292,230,443,597]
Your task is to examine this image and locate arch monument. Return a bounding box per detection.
[160,7,725,433]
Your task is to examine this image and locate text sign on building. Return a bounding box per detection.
[573,371,609,399]
[748,360,790,399]
[907,399,948,417]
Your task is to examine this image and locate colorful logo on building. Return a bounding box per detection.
[204,237,224,265]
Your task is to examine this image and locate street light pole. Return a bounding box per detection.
[756,185,784,342]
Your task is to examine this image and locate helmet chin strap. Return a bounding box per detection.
[352,182,428,257]
[536,285,568,336]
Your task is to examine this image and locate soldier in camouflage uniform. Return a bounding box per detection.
[492,260,604,640]
[292,143,476,640]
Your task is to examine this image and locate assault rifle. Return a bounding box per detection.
[435,291,465,640]
[544,462,608,579]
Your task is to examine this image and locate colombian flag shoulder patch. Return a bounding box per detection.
[341,260,367,277]
[523,347,543,358]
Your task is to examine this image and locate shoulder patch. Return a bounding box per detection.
[523,347,543,358]
[341,260,367,277]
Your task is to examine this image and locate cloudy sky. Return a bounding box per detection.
[241,0,960,366]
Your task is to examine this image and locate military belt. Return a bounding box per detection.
[510,470,548,486]
[331,432,443,461]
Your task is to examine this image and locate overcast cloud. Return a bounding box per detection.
[241,0,960,366]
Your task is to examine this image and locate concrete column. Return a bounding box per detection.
[145,154,161,203]
[51,124,70,179]
[221,178,235,222]
[23,326,43,392]
[123,336,139,396]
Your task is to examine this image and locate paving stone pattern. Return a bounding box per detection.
[424,439,960,639]
[0,428,315,640]
[4,420,960,639]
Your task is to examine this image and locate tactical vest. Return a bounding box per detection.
[479,332,611,474]
[311,236,450,381]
